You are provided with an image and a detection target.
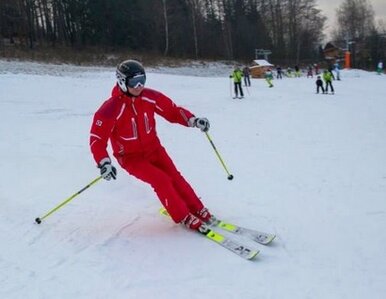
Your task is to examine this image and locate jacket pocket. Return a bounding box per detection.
[119,118,138,140]
[144,113,152,134]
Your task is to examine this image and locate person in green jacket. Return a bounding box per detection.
[265,69,274,87]
[323,70,334,94]
[230,67,244,99]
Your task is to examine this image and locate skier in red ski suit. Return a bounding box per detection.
[90,60,214,231]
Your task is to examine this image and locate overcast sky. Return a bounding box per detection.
[316,0,386,40]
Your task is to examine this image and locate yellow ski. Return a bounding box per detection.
[159,208,259,260]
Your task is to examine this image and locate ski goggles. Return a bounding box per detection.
[127,74,146,88]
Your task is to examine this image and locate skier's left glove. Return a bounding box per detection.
[98,157,117,181]
[189,117,210,132]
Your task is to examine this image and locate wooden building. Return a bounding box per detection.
[250,59,274,78]
[323,42,344,61]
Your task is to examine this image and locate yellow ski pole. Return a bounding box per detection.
[205,132,234,180]
[35,176,103,224]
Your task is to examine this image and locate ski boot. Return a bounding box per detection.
[194,207,218,225]
[182,213,209,234]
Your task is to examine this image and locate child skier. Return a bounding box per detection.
[316,75,325,94]
[90,59,215,233]
[230,67,244,99]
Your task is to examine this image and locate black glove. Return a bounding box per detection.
[193,117,210,132]
[98,158,117,181]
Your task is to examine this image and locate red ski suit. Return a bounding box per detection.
[90,85,204,223]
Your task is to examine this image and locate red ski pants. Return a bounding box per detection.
[117,146,204,223]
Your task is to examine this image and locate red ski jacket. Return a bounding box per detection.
[90,85,194,165]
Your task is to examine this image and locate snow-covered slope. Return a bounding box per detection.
[1,60,385,299]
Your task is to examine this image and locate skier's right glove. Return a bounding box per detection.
[98,157,117,181]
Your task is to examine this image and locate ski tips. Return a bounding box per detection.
[259,235,276,245]
[249,250,259,260]
[267,235,276,244]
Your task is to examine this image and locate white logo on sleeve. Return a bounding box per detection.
[96,120,103,126]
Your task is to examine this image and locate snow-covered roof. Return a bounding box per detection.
[253,59,274,67]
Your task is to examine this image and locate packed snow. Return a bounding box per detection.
[0,59,385,299]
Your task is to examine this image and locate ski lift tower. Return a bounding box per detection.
[255,49,272,61]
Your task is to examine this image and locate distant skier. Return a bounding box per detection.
[307,65,313,78]
[230,67,244,99]
[286,67,293,77]
[276,66,283,79]
[294,65,301,77]
[328,65,336,80]
[334,62,341,80]
[323,70,334,94]
[90,59,214,232]
[242,66,251,86]
[314,63,320,75]
[377,61,383,75]
[265,69,274,88]
[316,75,325,94]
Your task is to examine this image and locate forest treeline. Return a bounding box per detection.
[0,0,326,62]
[0,0,385,66]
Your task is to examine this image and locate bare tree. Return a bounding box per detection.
[260,0,325,62]
[333,0,375,42]
[186,0,201,59]
[162,0,169,56]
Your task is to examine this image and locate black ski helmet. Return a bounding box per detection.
[116,60,146,92]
